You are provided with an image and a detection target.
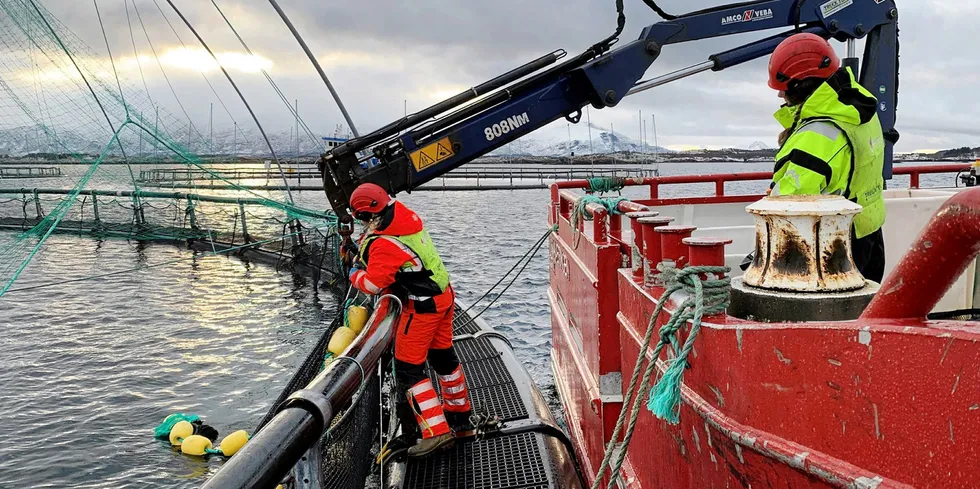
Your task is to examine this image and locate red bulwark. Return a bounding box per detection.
[547,167,980,489]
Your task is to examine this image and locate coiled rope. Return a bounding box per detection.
[586,177,626,194]
[590,264,731,489]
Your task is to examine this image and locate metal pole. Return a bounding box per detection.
[643,119,647,152]
[567,123,572,157]
[139,110,143,158]
[627,61,715,96]
[652,114,659,162]
[844,38,859,74]
[587,106,593,170]
[233,121,237,156]
[295,99,299,155]
[610,123,615,153]
[209,102,213,154]
[238,201,250,242]
[638,109,642,150]
[267,0,359,136]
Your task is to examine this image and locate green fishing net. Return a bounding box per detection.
[0,0,336,296]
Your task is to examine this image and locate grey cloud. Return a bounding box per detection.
[11,0,980,151]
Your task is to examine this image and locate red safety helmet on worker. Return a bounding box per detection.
[768,32,840,92]
[347,182,472,459]
[765,33,887,282]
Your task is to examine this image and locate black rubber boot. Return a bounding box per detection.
[396,397,421,439]
[445,410,474,432]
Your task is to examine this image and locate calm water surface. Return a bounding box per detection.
[0,161,958,487]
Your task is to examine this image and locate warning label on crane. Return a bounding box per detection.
[409,137,454,171]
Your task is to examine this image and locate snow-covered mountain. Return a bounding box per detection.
[748,141,774,151]
[0,123,676,159]
[0,124,327,158]
[491,131,671,157]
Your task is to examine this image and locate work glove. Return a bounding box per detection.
[191,420,219,442]
[349,261,366,280]
[343,239,359,257]
[740,251,754,271]
[340,239,360,269]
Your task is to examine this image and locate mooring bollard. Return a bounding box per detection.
[638,216,675,286]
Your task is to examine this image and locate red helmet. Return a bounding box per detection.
[349,183,390,218]
[768,33,840,91]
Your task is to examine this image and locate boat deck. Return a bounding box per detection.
[389,306,581,489]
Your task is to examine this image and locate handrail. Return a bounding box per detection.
[551,164,971,199]
[200,295,401,489]
[549,164,972,248]
[0,188,332,221]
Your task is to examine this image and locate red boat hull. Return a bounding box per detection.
[549,166,979,489]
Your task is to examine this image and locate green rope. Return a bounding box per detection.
[647,264,730,423]
[570,195,627,249]
[587,177,626,194]
[589,264,730,489]
[152,412,200,439]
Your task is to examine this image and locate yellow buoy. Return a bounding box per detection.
[218,430,249,457]
[327,327,357,356]
[180,435,213,456]
[169,420,194,446]
[346,306,369,334]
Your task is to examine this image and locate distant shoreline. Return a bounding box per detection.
[0,152,970,166]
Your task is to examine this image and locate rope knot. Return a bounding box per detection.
[569,195,627,249]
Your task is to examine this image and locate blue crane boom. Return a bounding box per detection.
[319,0,899,224]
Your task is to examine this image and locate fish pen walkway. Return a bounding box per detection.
[0,187,345,292]
[135,165,660,191]
[385,305,582,489]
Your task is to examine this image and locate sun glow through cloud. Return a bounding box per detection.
[14,47,273,86]
[150,47,272,74]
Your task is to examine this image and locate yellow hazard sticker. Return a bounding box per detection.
[409,137,454,171]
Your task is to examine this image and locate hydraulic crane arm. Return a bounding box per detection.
[320,0,899,223]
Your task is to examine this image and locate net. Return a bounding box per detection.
[0,0,336,296]
[0,2,380,486]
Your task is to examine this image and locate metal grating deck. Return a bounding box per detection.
[401,306,553,488]
[453,335,502,362]
[403,432,550,489]
[452,306,483,335]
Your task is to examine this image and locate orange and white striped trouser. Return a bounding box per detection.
[437,365,472,413]
[407,379,450,439]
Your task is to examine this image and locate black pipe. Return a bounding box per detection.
[201,296,401,489]
[342,50,566,152]
[205,409,324,489]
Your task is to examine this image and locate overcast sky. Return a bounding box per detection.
[18,0,980,152]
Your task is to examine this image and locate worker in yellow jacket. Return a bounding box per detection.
[767,33,886,282]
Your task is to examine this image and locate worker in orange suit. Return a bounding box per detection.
[347,183,472,458]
